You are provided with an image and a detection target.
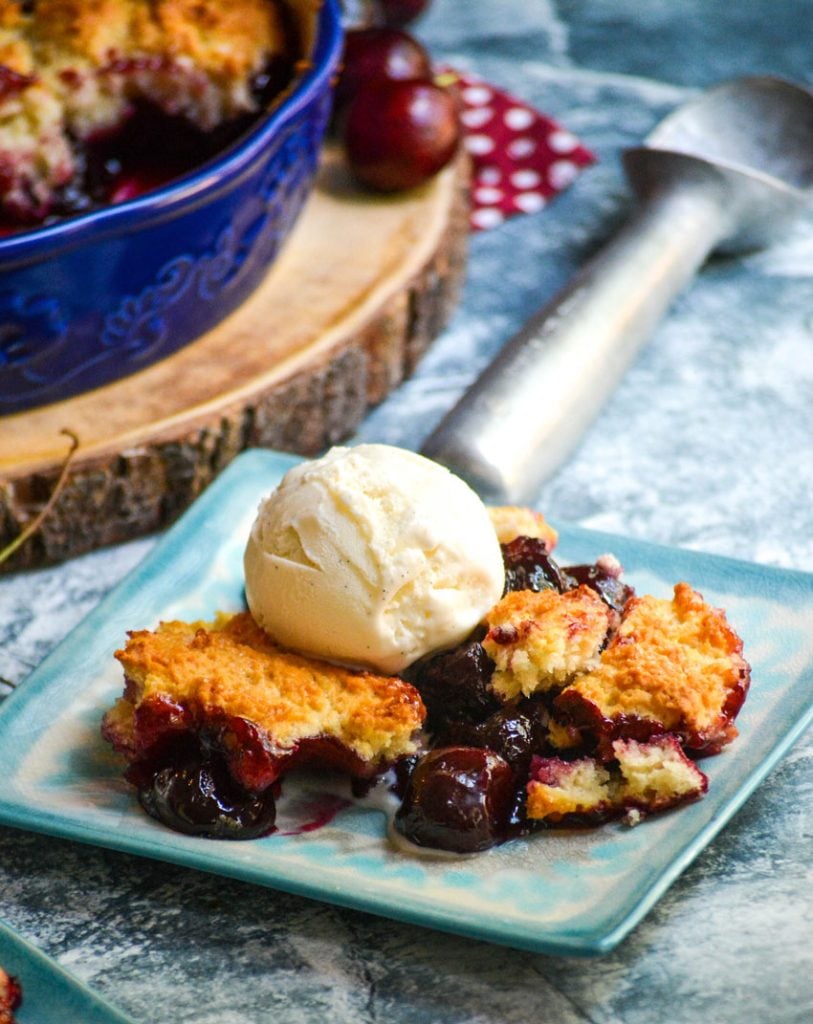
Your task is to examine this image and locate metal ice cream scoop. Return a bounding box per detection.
[421,76,813,503]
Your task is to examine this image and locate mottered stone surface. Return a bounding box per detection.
[2,1,813,1021]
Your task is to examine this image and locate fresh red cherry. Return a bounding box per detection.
[344,79,460,192]
[335,27,431,112]
[379,0,432,27]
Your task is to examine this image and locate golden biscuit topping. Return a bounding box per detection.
[488,505,559,549]
[483,585,612,700]
[107,612,426,769]
[556,582,749,751]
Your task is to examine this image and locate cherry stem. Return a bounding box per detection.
[0,429,79,568]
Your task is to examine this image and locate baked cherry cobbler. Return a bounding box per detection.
[104,612,425,838]
[0,968,21,1024]
[0,0,297,228]
[102,446,751,854]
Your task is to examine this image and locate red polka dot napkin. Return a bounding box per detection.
[436,68,596,231]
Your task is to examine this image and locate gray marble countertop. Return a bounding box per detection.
[3,2,813,1021]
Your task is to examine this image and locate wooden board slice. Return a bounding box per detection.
[0,147,469,570]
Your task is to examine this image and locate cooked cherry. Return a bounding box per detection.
[502,536,571,594]
[131,693,194,762]
[335,27,431,113]
[407,636,498,728]
[378,0,432,27]
[343,79,460,192]
[215,715,282,791]
[564,562,634,614]
[138,740,277,840]
[394,746,515,852]
[443,704,544,773]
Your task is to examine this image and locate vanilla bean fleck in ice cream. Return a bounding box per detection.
[243,445,505,674]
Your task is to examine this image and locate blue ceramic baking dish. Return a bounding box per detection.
[0,0,342,416]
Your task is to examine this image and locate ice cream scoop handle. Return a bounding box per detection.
[421,185,730,503]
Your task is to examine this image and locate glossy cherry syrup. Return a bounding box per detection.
[407,633,498,729]
[126,700,379,840]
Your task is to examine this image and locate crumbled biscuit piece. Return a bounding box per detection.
[0,15,31,75]
[104,611,426,775]
[0,81,73,220]
[526,756,615,822]
[33,0,141,64]
[488,505,558,549]
[614,735,708,811]
[556,582,750,753]
[526,735,707,824]
[483,585,612,701]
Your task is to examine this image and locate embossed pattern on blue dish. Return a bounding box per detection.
[0,0,342,415]
[0,448,812,956]
[0,920,134,1024]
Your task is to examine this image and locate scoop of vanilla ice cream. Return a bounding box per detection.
[243,444,505,675]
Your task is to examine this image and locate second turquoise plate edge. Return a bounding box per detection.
[0,919,135,1024]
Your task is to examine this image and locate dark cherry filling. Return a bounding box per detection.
[0,51,295,231]
[384,753,421,799]
[501,536,570,594]
[406,633,498,729]
[135,732,277,840]
[553,688,669,759]
[563,562,634,615]
[394,746,516,853]
[123,696,393,838]
[440,701,550,775]
[131,721,363,840]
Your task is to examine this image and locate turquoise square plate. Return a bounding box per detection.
[0,919,134,1023]
[1,449,812,957]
